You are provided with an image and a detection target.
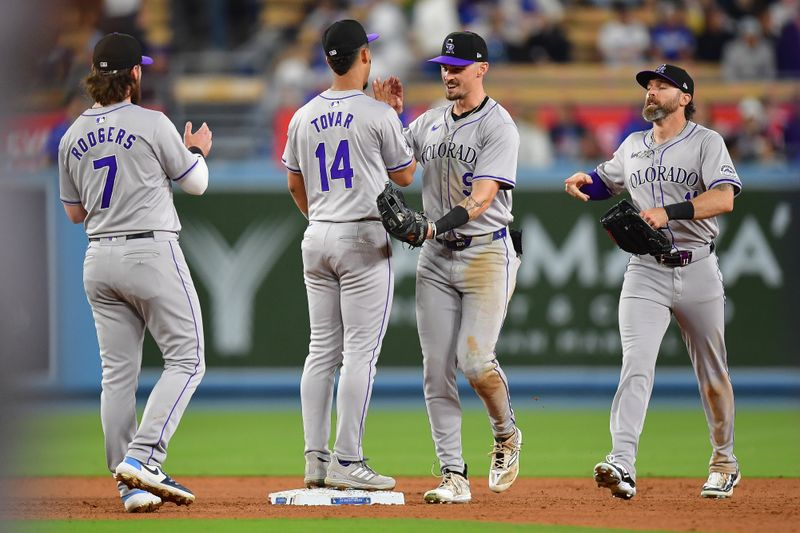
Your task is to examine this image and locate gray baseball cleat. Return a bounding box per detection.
[594,455,637,499]
[115,456,194,505]
[700,470,740,498]
[489,427,522,493]
[324,456,396,491]
[424,467,471,504]
[304,451,331,488]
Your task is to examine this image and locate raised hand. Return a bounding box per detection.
[183,121,213,157]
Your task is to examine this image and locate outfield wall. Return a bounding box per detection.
[5,161,798,393]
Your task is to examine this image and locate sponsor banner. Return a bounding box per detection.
[141,191,798,368]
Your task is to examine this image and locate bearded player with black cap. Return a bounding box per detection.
[564,64,742,500]
[374,31,522,504]
[59,33,212,512]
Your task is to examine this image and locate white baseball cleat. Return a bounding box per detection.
[700,470,740,499]
[424,469,471,504]
[489,427,522,493]
[594,456,637,500]
[115,456,195,506]
[121,488,163,513]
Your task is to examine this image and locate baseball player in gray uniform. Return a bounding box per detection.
[565,64,742,499]
[282,20,416,491]
[58,33,211,512]
[374,31,522,503]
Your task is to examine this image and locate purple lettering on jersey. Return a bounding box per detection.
[107,126,115,140]
[98,127,106,143]
[311,112,354,133]
[87,131,97,148]
[123,134,136,149]
[114,128,126,144]
[343,113,353,128]
[71,147,82,161]
[628,166,700,190]
[311,118,321,133]
[77,138,88,153]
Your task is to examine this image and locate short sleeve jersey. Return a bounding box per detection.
[406,97,519,237]
[594,121,742,248]
[58,103,199,238]
[282,89,414,222]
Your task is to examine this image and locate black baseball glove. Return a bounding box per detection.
[376,182,431,247]
[600,199,672,256]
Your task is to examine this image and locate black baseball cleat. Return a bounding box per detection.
[115,456,195,505]
[594,456,637,499]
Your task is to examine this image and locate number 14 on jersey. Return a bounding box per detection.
[315,140,354,191]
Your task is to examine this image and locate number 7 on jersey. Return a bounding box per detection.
[315,140,354,191]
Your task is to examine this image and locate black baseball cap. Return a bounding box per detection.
[93,33,153,72]
[322,19,379,58]
[636,64,694,96]
[428,31,488,66]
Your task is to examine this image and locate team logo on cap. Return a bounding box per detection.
[328,49,337,56]
[445,38,455,54]
[100,61,108,68]
[655,64,667,73]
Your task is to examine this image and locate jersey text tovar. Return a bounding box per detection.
[628,165,700,189]
[310,111,354,133]
[420,141,477,165]
[69,127,138,161]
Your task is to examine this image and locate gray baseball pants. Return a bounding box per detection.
[609,252,737,480]
[300,221,393,462]
[416,234,520,473]
[83,232,205,472]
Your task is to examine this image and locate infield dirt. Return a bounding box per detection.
[9,476,800,532]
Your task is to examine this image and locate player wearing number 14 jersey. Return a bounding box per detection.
[58,33,211,512]
[282,19,415,490]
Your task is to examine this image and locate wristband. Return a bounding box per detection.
[433,206,469,236]
[664,201,694,220]
[188,146,205,157]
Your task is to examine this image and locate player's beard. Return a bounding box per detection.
[444,81,463,101]
[642,92,680,122]
[129,77,141,105]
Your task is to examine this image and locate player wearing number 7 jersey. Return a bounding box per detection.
[282,19,415,491]
[58,33,211,512]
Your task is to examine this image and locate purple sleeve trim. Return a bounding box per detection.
[472,175,515,189]
[282,161,301,173]
[386,158,413,172]
[580,171,612,200]
[61,198,83,205]
[173,159,199,181]
[708,178,742,196]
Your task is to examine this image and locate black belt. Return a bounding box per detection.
[89,231,154,242]
[654,242,715,267]
[438,228,507,251]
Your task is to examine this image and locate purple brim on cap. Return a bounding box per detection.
[367,33,379,43]
[141,55,154,65]
[427,56,474,66]
[636,71,681,91]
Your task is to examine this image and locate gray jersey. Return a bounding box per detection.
[406,97,519,237]
[58,103,199,238]
[282,89,413,222]
[595,121,742,248]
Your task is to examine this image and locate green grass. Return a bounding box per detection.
[15,407,800,478]
[8,519,676,533]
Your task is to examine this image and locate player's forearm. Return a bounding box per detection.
[287,172,309,217]
[388,160,416,187]
[689,184,734,220]
[458,180,500,220]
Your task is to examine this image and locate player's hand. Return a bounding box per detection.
[564,172,592,202]
[184,121,212,157]
[639,207,668,229]
[372,76,404,115]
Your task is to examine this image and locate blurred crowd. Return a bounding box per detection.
[23,0,800,167]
